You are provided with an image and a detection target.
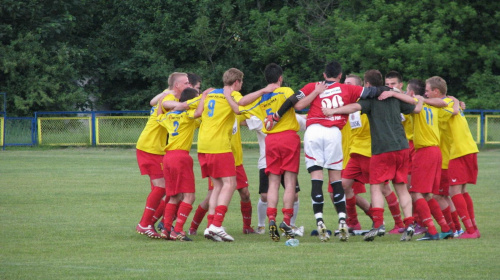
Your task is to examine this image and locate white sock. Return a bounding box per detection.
[257,198,267,227]
[291,200,299,226]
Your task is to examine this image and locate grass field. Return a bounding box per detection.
[1,147,499,279]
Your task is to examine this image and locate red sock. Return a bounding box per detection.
[139,186,165,227]
[451,210,461,232]
[346,196,359,225]
[441,206,455,231]
[151,197,166,225]
[451,194,474,234]
[415,198,438,235]
[386,192,404,228]
[190,205,208,230]
[371,207,384,228]
[267,207,277,222]
[403,217,415,228]
[212,205,228,227]
[162,203,177,231]
[282,208,294,225]
[173,202,193,233]
[427,198,451,232]
[241,201,253,229]
[462,192,477,230]
[207,214,214,228]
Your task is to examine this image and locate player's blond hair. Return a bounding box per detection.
[426,76,447,95]
[223,68,244,86]
[346,74,363,86]
[168,72,187,89]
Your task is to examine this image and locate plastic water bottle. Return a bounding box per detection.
[285,238,299,247]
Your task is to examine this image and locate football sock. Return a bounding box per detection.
[257,198,268,227]
[151,196,166,225]
[462,192,477,230]
[139,186,165,227]
[240,201,253,229]
[206,214,214,228]
[163,202,177,231]
[311,179,324,223]
[282,208,294,225]
[451,210,462,232]
[451,194,475,234]
[427,198,451,232]
[371,207,384,228]
[267,207,277,222]
[346,196,359,225]
[441,206,455,231]
[385,191,404,228]
[212,205,228,227]
[291,200,299,226]
[331,180,346,221]
[403,217,415,228]
[190,204,208,230]
[415,198,438,235]
[174,201,193,233]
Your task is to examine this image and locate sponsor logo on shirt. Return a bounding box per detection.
[320,87,342,98]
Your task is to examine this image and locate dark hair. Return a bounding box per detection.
[324,61,342,78]
[385,70,403,83]
[179,88,199,102]
[364,69,383,87]
[407,79,425,96]
[187,73,202,86]
[264,63,283,83]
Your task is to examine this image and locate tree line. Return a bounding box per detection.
[1,0,499,116]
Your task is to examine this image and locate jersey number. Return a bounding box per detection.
[172,121,179,136]
[321,95,344,109]
[207,100,215,117]
[423,107,434,125]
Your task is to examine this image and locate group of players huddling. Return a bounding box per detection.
[134,60,480,243]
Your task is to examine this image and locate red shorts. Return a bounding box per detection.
[136,149,164,179]
[448,153,478,185]
[369,149,409,184]
[352,180,366,194]
[408,140,415,175]
[198,152,236,179]
[163,150,195,196]
[265,130,300,175]
[343,153,370,184]
[410,146,442,194]
[236,165,249,190]
[438,169,450,196]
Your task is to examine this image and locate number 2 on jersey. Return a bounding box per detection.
[172,121,179,136]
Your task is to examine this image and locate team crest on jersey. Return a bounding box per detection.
[349,111,362,129]
[320,87,342,98]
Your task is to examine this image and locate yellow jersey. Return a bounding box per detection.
[349,111,372,158]
[157,108,199,152]
[413,103,440,150]
[240,87,299,134]
[231,114,249,166]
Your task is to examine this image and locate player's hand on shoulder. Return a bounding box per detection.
[263,83,279,93]
[378,91,394,100]
[314,81,328,95]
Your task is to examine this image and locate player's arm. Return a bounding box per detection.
[193,90,209,118]
[322,103,362,116]
[294,81,328,110]
[378,90,419,105]
[223,86,241,115]
[423,98,447,108]
[238,83,279,106]
[359,86,392,99]
[150,90,170,106]
[447,96,461,115]
[413,95,424,113]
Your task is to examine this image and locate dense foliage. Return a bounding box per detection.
[1,0,499,116]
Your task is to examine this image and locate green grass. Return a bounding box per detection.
[1,147,499,279]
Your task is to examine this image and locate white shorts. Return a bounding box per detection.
[304,124,343,170]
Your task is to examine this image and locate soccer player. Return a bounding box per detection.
[323,70,419,242]
[383,78,454,241]
[246,114,306,236]
[340,74,372,231]
[268,62,392,242]
[135,72,190,239]
[425,76,480,239]
[239,63,302,242]
[156,87,203,241]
